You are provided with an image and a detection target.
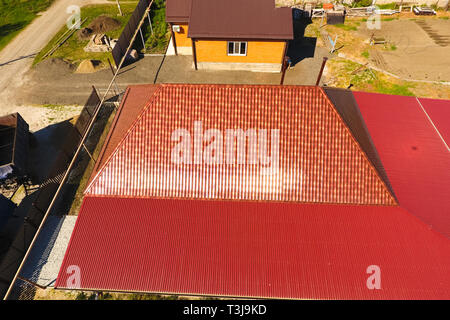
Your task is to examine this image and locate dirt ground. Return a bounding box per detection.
[2,12,449,132]
[356,17,450,82]
[0,0,110,133]
[13,43,329,106]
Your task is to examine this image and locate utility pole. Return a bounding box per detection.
[315,57,328,86]
[116,0,123,16]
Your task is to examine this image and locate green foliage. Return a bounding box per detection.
[153,0,165,9]
[0,0,55,51]
[361,50,369,58]
[143,2,169,54]
[353,0,373,8]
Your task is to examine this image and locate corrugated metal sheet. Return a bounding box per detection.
[55,197,450,299]
[86,84,396,205]
[91,85,160,177]
[417,97,450,148]
[166,0,192,23]
[354,91,450,238]
[187,0,293,40]
[322,87,396,200]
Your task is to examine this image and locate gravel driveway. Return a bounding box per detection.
[0,0,110,122]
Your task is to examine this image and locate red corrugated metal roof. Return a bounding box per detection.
[55,197,450,299]
[417,97,450,148]
[354,91,450,238]
[91,85,159,177]
[85,84,396,205]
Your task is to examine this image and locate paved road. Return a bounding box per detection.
[0,0,109,114]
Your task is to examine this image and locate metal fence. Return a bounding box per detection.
[112,0,152,67]
[2,0,155,299]
[0,87,101,299]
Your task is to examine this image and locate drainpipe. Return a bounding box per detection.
[192,38,198,70]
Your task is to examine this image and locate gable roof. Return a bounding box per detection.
[187,0,293,40]
[55,197,450,299]
[85,84,396,205]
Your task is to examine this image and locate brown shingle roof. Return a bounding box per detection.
[187,0,293,40]
[166,0,192,23]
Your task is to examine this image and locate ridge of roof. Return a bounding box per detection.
[85,84,396,205]
[320,86,398,203]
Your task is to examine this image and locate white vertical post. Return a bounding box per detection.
[140,28,146,51]
[116,0,123,16]
[147,12,153,34]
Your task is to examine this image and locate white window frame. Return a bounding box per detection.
[227,41,247,56]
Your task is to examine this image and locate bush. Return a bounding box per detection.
[353,0,373,7]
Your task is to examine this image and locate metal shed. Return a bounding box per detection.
[0,113,29,181]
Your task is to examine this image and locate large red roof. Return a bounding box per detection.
[55,197,450,299]
[417,97,450,148]
[354,92,450,238]
[56,85,450,299]
[86,84,395,205]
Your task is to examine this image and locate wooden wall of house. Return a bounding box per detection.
[173,24,192,47]
[195,40,286,64]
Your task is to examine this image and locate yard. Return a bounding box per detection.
[33,1,169,68]
[33,3,137,67]
[0,0,55,52]
[303,11,450,99]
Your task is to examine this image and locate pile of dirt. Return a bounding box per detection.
[77,27,94,40]
[75,60,97,73]
[34,58,76,74]
[87,15,121,34]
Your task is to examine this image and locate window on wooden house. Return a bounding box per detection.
[227,41,247,56]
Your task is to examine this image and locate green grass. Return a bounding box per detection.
[374,83,415,96]
[334,23,357,31]
[33,3,137,66]
[381,17,398,22]
[438,16,449,20]
[0,0,55,52]
[361,50,369,59]
[377,3,398,10]
[335,59,415,96]
[353,0,373,7]
[390,44,397,51]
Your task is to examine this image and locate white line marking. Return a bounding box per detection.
[416,97,450,152]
